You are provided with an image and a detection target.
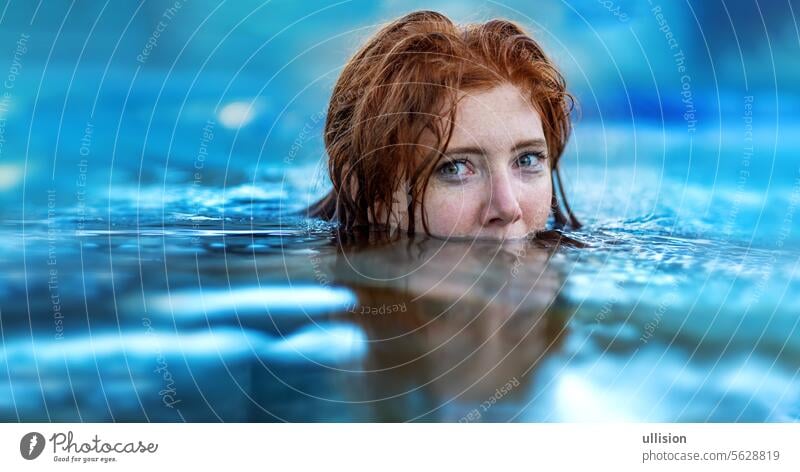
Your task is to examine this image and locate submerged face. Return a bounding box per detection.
[388,83,553,240]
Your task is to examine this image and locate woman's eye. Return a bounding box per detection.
[438,159,470,177]
[516,152,544,170]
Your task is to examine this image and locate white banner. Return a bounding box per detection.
[1,423,797,471]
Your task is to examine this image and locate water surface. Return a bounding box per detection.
[2,167,798,422]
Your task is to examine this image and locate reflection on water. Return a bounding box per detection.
[1,180,799,422]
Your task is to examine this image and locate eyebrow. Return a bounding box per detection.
[444,138,547,157]
[510,138,547,153]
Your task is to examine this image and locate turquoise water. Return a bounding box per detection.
[2,156,798,422]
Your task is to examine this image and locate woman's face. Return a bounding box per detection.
[389,83,553,240]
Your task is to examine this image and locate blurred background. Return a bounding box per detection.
[0,0,796,242]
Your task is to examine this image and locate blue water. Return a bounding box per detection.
[1,150,798,422]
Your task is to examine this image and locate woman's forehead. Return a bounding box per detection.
[448,85,545,149]
[410,84,546,162]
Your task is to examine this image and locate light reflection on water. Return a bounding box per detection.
[0,177,799,422]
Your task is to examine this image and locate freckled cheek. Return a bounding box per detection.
[519,180,552,229]
[420,185,483,234]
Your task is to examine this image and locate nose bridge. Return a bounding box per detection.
[484,166,522,222]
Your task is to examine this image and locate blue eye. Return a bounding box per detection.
[516,152,545,169]
[437,159,470,177]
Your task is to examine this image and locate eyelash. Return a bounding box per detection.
[436,159,471,178]
[435,151,547,179]
[515,151,547,169]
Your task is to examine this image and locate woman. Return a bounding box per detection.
[307,10,579,240]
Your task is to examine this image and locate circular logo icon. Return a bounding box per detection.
[20,432,45,460]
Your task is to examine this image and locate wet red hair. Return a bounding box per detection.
[307,10,579,233]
